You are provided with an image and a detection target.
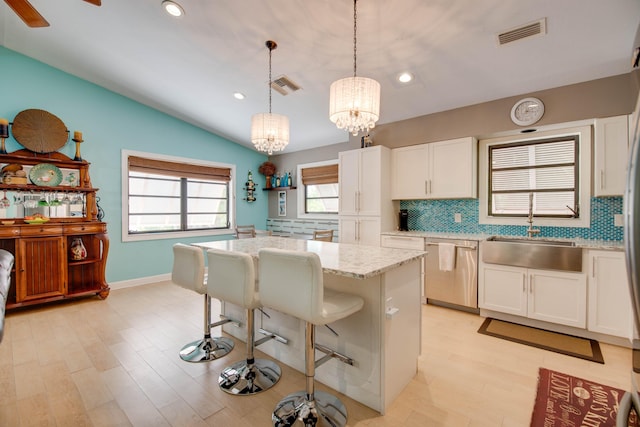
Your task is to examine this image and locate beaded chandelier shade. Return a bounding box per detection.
[251,40,290,155]
[329,0,380,136]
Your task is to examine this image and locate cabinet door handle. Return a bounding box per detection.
[425,180,428,195]
[600,170,605,190]
[592,260,596,278]
[529,275,533,294]
[522,273,526,292]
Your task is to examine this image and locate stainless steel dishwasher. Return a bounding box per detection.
[424,237,479,313]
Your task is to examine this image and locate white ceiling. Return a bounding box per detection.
[1,0,639,153]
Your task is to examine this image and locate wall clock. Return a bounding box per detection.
[510,97,544,126]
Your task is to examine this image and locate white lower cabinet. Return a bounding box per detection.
[587,250,633,340]
[480,264,587,328]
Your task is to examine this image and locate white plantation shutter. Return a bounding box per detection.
[489,136,579,217]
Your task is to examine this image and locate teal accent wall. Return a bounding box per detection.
[0,47,268,282]
[401,196,623,241]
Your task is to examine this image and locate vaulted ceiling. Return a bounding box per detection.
[1,0,639,152]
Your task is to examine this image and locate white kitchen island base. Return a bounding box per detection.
[222,259,421,414]
[195,237,424,414]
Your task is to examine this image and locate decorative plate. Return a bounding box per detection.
[29,163,63,186]
[11,109,68,153]
[24,218,50,224]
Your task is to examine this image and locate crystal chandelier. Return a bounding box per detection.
[251,40,290,155]
[329,0,380,136]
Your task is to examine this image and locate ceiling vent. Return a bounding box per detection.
[497,18,546,46]
[271,75,301,95]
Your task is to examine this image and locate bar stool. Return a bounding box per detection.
[171,243,234,362]
[235,225,256,239]
[207,248,287,395]
[259,248,364,427]
[312,229,334,242]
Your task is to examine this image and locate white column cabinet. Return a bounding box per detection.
[594,115,628,196]
[339,147,383,217]
[479,263,587,328]
[339,217,381,246]
[587,250,633,340]
[339,146,393,246]
[391,136,477,200]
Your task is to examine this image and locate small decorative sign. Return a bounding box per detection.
[278,191,286,216]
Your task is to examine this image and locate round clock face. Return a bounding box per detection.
[510,97,544,126]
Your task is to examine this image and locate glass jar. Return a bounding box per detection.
[70,238,87,261]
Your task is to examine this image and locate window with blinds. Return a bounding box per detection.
[488,135,579,218]
[127,154,232,234]
[300,163,339,214]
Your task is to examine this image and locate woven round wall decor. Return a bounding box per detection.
[11,109,68,153]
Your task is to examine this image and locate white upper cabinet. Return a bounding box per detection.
[390,145,429,200]
[339,145,393,245]
[594,115,628,197]
[391,136,477,200]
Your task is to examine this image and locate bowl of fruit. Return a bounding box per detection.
[24,213,50,224]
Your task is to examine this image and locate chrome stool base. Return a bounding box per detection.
[218,358,281,395]
[179,337,234,363]
[272,390,347,427]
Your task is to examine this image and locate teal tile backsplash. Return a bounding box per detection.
[400,197,623,241]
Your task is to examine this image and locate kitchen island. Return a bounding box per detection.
[195,236,425,413]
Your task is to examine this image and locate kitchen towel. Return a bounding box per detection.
[438,243,456,271]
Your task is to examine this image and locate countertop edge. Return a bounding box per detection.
[381,231,624,251]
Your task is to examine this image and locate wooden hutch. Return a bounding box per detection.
[0,149,109,309]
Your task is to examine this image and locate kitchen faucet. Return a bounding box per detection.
[527,192,540,238]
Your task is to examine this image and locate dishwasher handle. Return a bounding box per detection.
[425,242,477,250]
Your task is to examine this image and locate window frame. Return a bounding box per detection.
[488,135,579,218]
[478,125,591,228]
[296,159,339,219]
[122,150,236,242]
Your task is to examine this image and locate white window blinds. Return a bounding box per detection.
[489,136,579,217]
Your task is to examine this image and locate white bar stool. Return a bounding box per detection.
[171,244,234,362]
[207,248,286,395]
[259,248,364,427]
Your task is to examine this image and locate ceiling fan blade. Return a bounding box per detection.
[4,0,49,27]
[82,0,101,5]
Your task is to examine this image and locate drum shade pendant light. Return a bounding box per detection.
[251,40,290,155]
[329,0,380,136]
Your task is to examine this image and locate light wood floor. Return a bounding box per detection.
[0,281,635,426]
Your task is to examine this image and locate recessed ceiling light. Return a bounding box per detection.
[233,92,245,100]
[162,1,184,17]
[398,72,413,83]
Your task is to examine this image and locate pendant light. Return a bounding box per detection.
[251,40,290,155]
[329,0,380,136]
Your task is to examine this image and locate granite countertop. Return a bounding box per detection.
[195,236,425,280]
[381,230,624,251]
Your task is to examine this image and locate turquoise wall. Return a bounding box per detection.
[401,196,623,241]
[0,47,268,282]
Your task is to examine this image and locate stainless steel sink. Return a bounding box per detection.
[482,236,582,272]
[485,236,577,247]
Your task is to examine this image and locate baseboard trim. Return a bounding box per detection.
[109,273,171,290]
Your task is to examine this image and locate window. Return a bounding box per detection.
[297,160,339,218]
[478,124,591,228]
[122,151,235,241]
[489,136,579,218]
